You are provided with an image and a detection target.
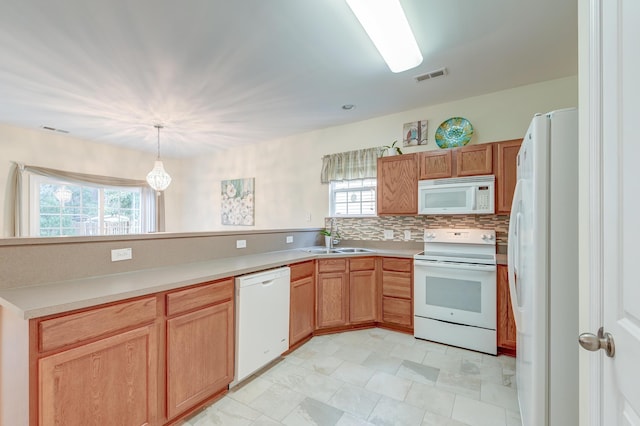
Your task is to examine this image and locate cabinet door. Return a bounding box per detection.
[494,139,522,214]
[418,150,452,179]
[39,324,158,426]
[377,154,418,215]
[497,265,517,352]
[349,269,376,324]
[290,275,315,346]
[166,301,234,420]
[456,144,493,176]
[381,270,412,299]
[316,272,349,328]
[382,297,413,327]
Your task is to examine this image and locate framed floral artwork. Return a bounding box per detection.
[402,119,428,146]
[221,178,254,226]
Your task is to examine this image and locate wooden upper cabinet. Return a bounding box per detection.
[377,154,418,215]
[418,144,492,180]
[456,144,493,176]
[494,139,523,214]
[418,150,452,179]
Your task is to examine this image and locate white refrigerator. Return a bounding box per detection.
[508,108,579,426]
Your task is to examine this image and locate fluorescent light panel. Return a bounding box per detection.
[346,0,423,73]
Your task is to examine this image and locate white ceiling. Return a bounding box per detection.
[0,0,577,157]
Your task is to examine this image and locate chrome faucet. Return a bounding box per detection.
[330,218,340,247]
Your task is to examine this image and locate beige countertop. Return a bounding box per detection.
[0,248,419,320]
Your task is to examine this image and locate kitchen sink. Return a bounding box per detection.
[335,248,375,253]
[303,247,343,254]
[301,247,375,254]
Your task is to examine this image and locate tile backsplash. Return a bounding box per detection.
[325,215,510,245]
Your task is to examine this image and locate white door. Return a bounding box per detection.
[584,0,640,423]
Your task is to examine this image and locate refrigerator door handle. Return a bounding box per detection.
[508,180,524,331]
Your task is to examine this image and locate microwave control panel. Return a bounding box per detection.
[476,187,491,210]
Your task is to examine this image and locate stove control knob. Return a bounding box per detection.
[481,234,495,241]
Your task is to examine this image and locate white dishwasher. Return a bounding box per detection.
[232,266,290,387]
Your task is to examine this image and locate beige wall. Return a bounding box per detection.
[181,75,578,232]
[0,75,577,237]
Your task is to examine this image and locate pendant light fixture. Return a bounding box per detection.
[146,124,172,191]
[345,0,423,73]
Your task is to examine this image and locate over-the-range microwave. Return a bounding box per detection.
[417,175,495,215]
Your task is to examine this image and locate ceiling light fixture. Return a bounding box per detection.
[345,0,423,73]
[146,124,172,192]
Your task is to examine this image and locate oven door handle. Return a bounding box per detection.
[414,260,496,272]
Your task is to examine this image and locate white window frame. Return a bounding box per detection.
[329,178,377,217]
[29,175,154,236]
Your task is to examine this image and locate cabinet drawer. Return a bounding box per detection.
[39,297,157,352]
[349,257,375,271]
[290,260,315,281]
[382,297,413,326]
[382,271,412,299]
[166,278,234,317]
[318,258,348,273]
[382,257,412,273]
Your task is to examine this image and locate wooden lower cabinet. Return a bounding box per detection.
[316,257,377,329]
[497,265,517,353]
[38,323,158,426]
[379,257,413,331]
[289,261,315,347]
[31,279,235,426]
[349,269,377,324]
[166,300,233,420]
[381,297,412,327]
[316,270,349,328]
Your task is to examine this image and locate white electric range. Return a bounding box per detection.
[413,228,497,355]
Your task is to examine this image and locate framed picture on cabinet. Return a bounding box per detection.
[402,119,428,147]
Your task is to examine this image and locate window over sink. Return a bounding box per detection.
[329,178,377,217]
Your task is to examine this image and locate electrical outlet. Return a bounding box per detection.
[111,248,132,262]
[286,236,293,244]
[383,230,394,239]
[404,230,412,240]
[236,240,247,249]
[305,212,312,222]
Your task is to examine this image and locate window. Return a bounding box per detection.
[30,175,153,236]
[330,178,377,217]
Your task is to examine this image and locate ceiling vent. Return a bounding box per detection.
[41,125,69,134]
[414,67,448,83]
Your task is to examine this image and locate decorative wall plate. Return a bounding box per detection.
[435,117,473,148]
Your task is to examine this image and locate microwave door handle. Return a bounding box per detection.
[470,187,477,209]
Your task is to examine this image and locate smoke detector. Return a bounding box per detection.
[414,67,448,83]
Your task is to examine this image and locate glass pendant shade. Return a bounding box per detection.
[147,124,171,191]
[146,160,172,191]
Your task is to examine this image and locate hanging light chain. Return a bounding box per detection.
[154,124,163,160]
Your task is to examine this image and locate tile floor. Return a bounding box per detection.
[182,328,522,426]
